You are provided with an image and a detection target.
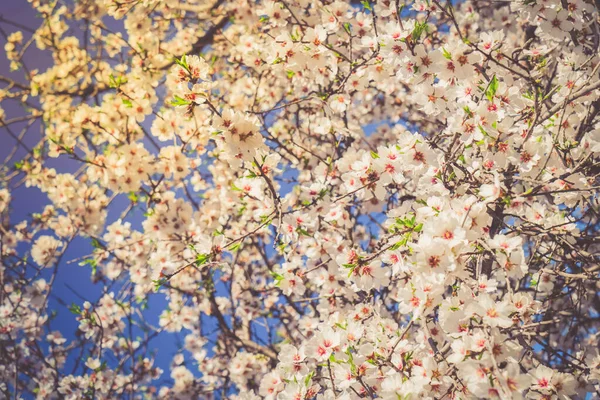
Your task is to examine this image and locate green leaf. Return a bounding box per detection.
[122,98,133,108]
[411,21,428,41]
[442,47,452,60]
[171,95,191,107]
[228,242,242,252]
[153,278,167,292]
[270,270,284,282]
[478,125,488,137]
[196,253,210,266]
[296,227,311,237]
[361,0,372,11]
[128,191,138,203]
[522,188,533,196]
[108,74,127,89]
[304,371,314,386]
[79,259,97,276]
[485,75,498,102]
[395,215,416,229]
[370,150,380,159]
[390,240,404,250]
[347,349,357,373]
[290,28,300,41]
[335,322,347,330]
[109,74,119,89]
[343,22,352,35]
[69,303,82,315]
[260,215,273,224]
[463,105,473,118]
[174,54,189,72]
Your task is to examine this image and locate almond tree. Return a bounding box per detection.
[1,0,600,399]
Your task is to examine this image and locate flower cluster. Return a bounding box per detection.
[1,0,600,399]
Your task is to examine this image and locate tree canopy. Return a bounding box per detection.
[1,0,600,399]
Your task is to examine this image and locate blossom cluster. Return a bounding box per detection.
[1,0,600,399]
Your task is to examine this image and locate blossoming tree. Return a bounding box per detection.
[1,0,600,398]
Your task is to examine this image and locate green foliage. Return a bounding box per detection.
[485,75,498,102]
